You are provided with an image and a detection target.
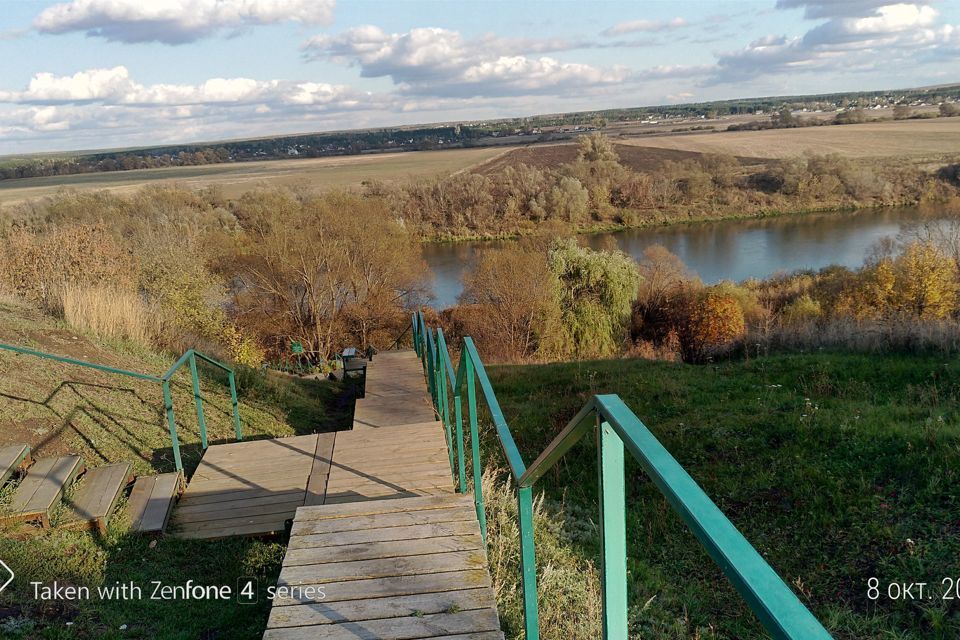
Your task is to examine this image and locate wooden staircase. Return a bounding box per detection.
[0,444,181,533]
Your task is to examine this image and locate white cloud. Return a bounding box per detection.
[602,17,688,36]
[709,2,958,84]
[0,65,384,111]
[303,26,630,97]
[34,0,335,44]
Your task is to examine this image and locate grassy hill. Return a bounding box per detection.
[485,352,960,639]
[0,297,349,639]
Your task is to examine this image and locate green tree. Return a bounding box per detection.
[543,239,641,358]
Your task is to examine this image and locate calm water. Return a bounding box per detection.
[422,206,953,308]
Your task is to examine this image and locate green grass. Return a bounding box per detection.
[483,352,960,639]
[0,299,352,639]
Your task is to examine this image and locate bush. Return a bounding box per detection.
[680,290,746,362]
[781,294,822,327]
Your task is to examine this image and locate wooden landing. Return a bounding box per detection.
[324,420,453,504]
[264,494,502,640]
[170,433,335,539]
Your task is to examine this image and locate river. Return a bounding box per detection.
[422,206,955,309]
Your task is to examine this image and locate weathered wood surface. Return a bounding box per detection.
[60,462,131,533]
[0,444,31,485]
[353,350,436,428]
[265,495,501,639]
[264,350,501,638]
[9,455,84,526]
[127,472,182,533]
[171,434,324,539]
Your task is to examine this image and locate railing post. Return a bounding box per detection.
[597,418,628,639]
[188,352,208,450]
[517,485,540,640]
[454,392,466,493]
[162,380,183,473]
[439,345,454,482]
[228,370,243,440]
[466,354,487,541]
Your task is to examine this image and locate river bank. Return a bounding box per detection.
[422,203,960,308]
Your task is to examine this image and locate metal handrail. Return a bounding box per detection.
[0,342,243,474]
[415,311,833,640]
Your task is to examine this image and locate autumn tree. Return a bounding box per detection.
[230,189,429,358]
[459,245,557,360]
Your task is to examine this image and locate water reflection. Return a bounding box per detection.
[422,206,950,308]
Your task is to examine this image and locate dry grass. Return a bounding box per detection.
[0,146,513,207]
[59,284,161,345]
[617,118,960,159]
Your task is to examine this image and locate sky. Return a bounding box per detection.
[0,0,957,154]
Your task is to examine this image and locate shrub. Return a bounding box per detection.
[681,290,746,362]
[781,294,822,327]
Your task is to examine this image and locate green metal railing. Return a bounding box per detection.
[412,311,833,640]
[0,343,243,474]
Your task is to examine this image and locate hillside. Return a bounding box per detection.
[0,298,350,639]
[485,353,960,639]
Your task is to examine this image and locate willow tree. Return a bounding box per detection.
[543,239,641,359]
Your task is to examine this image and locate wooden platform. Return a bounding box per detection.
[0,443,31,485]
[170,434,333,539]
[265,494,502,640]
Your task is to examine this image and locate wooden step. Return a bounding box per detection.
[60,463,132,534]
[9,455,84,526]
[127,473,182,533]
[0,444,32,486]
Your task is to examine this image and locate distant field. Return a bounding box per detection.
[617,118,960,159]
[474,142,769,176]
[0,146,512,206]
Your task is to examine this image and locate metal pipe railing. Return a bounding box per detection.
[0,342,243,474]
[415,311,833,640]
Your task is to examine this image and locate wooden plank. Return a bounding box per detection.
[180,476,307,491]
[277,550,488,585]
[271,570,492,606]
[0,444,31,485]
[128,473,181,533]
[289,521,478,550]
[283,533,483,566]
[291,506,475,536]
[175,490,305,515]
[177,484,307,506]
[305,432,335,506]
[295,494,472,520]
[267,588,493,628]
[60,463,131,533]
[172,510,294,534]
[321,487,452,505]
[171,498,305,525]
[175,519,292,539]
[263,609,501,640]
[9,455,84,526]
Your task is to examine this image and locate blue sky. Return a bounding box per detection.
[1,0,957,154]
